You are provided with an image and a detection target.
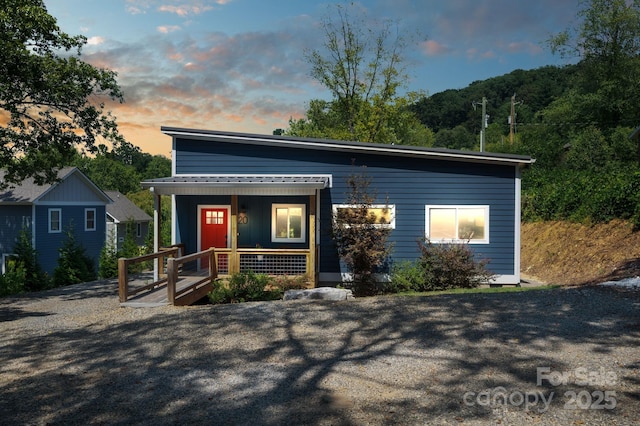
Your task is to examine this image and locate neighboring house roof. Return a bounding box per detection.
[160,126,536,167]
[105,190,152,223]
[0,167,112,205]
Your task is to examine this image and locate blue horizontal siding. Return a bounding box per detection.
[35,205,106,275]
[174,138,518,276]
[0,205,32,259]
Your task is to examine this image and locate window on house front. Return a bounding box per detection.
[85,208,96,231]
[426,205,489,244]
[136,223,142,238]
[272,204,305,243]
[332,204,396,229]
[49,209,61,233]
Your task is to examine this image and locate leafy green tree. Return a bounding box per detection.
[434,125,475,150]
[142,155,172,180]
[126,190,172,247]
[287,2,428,145]
[0,0,124,187]
[75,154,142,194]
[548,0,640,129]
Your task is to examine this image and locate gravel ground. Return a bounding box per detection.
[1,280,639,425]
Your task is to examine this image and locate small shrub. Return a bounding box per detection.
[53,226,96,287]
[386,260,423,293]
[98,241,119,279]
[208,270,282,304]
[0,261,26,297]
[270,275,310,292]
[417,238,494,291]
[331,167,394,297]
[207,279,233,304]
[12,228,51,292]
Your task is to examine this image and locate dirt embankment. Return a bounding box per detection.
[521,219,640,285]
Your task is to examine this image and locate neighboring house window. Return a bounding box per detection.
[332,204,396,229]
[85,208,96,231]
[426,205,489,244]
[136,223,142,238]
[49,208,62,233]
[272,204,305,243]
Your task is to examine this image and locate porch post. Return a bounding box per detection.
[231,194,238,274]
[309,193,317,287]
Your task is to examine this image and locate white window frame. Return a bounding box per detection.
[136,222,142,238]
[332,204,396,229]
[425,205,490,244]
[48,208,62,233]
[271,204,306,243]
[85,208,96,231]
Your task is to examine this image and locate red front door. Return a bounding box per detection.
[200,207,228,269]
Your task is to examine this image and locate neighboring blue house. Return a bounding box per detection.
[141,127,534,286]
[105,190,152,253]
[0,167,111,275]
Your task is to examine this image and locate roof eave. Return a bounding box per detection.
[161,126,535,166]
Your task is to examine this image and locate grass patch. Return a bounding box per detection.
[392,284,561,297]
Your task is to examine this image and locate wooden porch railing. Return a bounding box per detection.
[211,248,315,285]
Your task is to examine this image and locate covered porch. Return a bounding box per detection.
[141,175,332,287]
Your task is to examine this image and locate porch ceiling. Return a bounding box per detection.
[141,174,332,196]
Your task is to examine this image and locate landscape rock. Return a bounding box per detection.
[284,287,354,301]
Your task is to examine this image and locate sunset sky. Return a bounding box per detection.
[43,0,581,157]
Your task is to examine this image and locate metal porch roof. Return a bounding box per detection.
[140,174,332,196]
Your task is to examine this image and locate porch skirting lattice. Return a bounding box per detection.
[239,254,307,275]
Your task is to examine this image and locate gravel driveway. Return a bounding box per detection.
[1,280,639,425]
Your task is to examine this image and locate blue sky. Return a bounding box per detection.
[44,0,580,156]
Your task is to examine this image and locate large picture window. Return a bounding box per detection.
[426,205,489,244]
[272,204,305,243]
[48,208,62,233]
[332,204,395,229]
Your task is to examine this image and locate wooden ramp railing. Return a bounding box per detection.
[118,247,217,306]
[118,246,180,303]
[167,248,217,306]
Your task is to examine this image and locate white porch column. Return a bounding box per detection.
[152,188,161,281]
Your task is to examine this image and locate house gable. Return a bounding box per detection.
[38,169,111,205]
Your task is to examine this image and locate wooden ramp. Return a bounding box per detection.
[119,247,217,308]
[121,272,213,307]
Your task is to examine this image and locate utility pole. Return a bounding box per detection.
[508,93,522,144]
[473,97,488,152]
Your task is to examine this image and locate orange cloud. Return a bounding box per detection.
[158,4,213,16]
[420,40,450,56]
[157,25,181,34]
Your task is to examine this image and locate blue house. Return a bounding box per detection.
[141,127,534,286]
[0,167,111,275]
